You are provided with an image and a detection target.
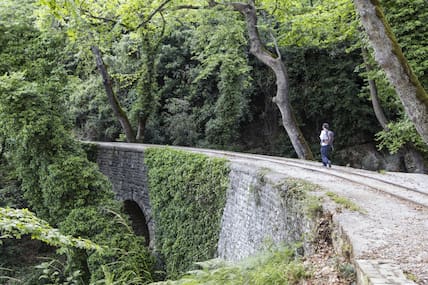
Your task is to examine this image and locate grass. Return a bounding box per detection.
[286,178,324,218]
[325,192,365,213]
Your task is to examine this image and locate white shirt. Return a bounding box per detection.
[320,129,329,146]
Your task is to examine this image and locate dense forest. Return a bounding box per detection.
[1,0,427,284]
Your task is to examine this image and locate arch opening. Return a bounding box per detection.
[123,200,150,246]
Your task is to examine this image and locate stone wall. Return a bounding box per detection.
[217,163,317,261]
[95,144,156,249]
[93,143,318,262]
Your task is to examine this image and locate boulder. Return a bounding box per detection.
[335,143,426,173]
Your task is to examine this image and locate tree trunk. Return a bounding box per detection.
[136,115,147,142]
[361,47,389,130]
[353,0,428,145]
[231,1,313,159]
[0,138,5,159]
[91,46,136,143]
[361,47,426,172]
[134,34,157,143]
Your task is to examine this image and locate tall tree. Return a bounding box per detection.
[226,0,314,159]
[39,0,172,143]
[353,0,428,145]
[91,45,137,142]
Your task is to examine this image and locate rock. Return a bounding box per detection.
[335,143,427,173]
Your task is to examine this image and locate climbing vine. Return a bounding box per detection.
[144,148,230,278]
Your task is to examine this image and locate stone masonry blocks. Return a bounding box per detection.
[355,260,417,285]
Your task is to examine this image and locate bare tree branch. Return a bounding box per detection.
[136,0,173,29]
[80,8,131,29]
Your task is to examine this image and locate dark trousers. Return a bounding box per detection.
[321,145,331,166]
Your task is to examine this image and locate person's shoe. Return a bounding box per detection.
[328,161,332,168]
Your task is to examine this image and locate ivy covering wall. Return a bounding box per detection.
[144,148,230,278]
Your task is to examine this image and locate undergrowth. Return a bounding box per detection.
[286,178,324,218]
[151,245,310,285]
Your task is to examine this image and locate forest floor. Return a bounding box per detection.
[302,239,355,284]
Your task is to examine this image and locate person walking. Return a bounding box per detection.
[319,123,334,168]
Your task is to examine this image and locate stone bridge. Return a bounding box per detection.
[92,142,317,262]
[90,142,425,285]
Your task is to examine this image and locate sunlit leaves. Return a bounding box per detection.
[0,0,37,27]
[263,0,358,48]
[0,207,102,251]
[375,119,428,154]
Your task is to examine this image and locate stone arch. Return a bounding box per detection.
[123,200,150,246]
[95,147,156,249]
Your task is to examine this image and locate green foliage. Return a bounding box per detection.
[0,0,69,82]
[146,25,202,146]
[353,0,428,151]
[355,0,428,151]
[0,72,113,225]
[41,156,113,225]
[151,245,310,285]
[35,258,84,285]
[88,234,154,284]
[38,0,181,143]
[163,99,200,146]
[93,264,148,285]
[286,47,379,149]
[265,0,358,48]
[0,65,153,285]
[68,75,121,141]
[144,147,229,278]
[0,157,24,209]
[191,10,252,146]
[148,11,253,147]
[0,72,71,217]
[0,2,156,282]
[0,207,101,251]
[375,119,428,154]
[356,48,403,120]
[60,206,156,284]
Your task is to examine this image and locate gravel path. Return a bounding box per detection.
[231,157,428,284]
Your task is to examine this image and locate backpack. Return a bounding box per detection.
[327,130,334,147]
